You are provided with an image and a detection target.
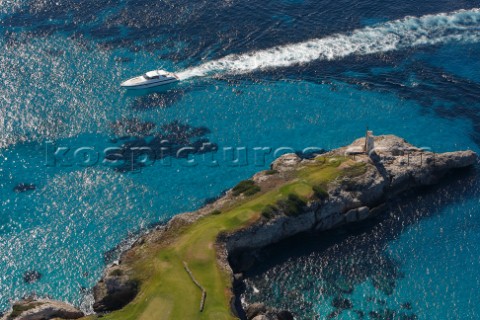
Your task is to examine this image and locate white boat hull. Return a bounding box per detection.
[121,78,179,90]
[121,70,179,90]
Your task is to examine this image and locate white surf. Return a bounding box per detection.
[177,8,480,80]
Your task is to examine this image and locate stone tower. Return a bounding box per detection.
[364,130,374,154]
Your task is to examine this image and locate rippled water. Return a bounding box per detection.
[0,0,479,317]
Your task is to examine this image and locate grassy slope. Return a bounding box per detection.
[95,157,366,320]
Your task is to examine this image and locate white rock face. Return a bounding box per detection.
[271,153,302,172]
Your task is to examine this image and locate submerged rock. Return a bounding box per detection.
[109,117,156,138]
[369,308,398,319]
[327,309,342,319]
[13,183,35,193]
[399,313,418,320]
[276,310,295,320]
[107,120,217,172]
[114,56,132,63]
[131,90,186,110]
[22,271,41,284]
[332,296,353,310]
[401,302,413,310]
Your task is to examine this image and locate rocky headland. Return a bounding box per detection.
[0,298,84,320]
[2,134,477,320]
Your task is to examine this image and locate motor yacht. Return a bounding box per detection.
[121,70,179,89]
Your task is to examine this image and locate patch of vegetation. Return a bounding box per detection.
[341,162,368,178]
[276,194,306,217]
[265,169,278,175]
[261,205,278,220]
[243,185,261,196]
[313,156,344,167]
[110,269,124,277]
[210,210,221,215]
[232,180,261,196]
[312,185,329,201]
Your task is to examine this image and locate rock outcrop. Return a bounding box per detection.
[1,299,84,320]
[92,266,138,313]
[244,303,294,320]
[225,135,477,262]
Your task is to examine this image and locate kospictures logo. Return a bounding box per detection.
[44,140,435,173]
[44,141,326,171]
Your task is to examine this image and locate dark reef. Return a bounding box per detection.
[23,271,41,284]
[106,119,217,172]
[13,183,36,193]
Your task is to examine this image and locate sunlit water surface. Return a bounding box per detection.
[0,0,480,318]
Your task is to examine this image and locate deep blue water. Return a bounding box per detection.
[0,0,480,318]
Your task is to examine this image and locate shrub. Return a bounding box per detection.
[232,180,261,197]
[265,169,278,175]
[261,205,278,220]
[243,185,261,196]
[287,194,305,206]
[277,194,306,217]
[277,199,300,217]
[210,210,221,215]
[313,185,329,201]
[232,180,254,196]
[110,269,124,277]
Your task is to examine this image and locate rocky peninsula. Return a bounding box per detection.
[2,134,477,320]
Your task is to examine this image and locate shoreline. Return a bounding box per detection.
[2,134,477,320]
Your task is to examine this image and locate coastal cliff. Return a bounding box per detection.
[225,135,476,260]
[2,134,477,320]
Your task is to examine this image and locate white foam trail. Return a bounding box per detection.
[177,8,480,80]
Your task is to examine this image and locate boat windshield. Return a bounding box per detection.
[144,74,161,80]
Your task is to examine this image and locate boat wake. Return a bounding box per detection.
[177,8,480,80]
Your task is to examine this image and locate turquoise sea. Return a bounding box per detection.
[1,0,480,318]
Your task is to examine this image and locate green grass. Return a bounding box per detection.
[92,157,366,320]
